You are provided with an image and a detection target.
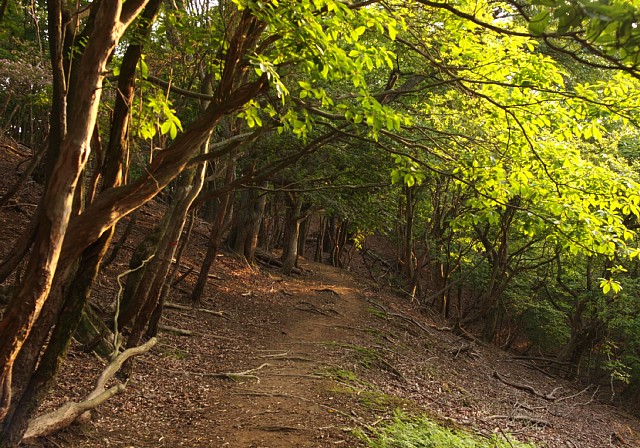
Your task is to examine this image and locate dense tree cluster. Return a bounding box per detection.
[2,0,640,444]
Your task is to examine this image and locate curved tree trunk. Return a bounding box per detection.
[0,4,268,430]
[0,1,160,439]
[0,0,150,423]
[0,235,111,446]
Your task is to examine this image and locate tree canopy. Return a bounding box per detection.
[2,0,640,444]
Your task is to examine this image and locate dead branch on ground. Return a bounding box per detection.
[22,338,157,443]
[206,363,272,382]
[366,298,435,335]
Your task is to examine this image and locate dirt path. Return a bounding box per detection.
[34,255,640,448]
[207,262,370,447]
[41,258,375,447]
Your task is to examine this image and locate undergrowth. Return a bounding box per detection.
[357,413,536,448]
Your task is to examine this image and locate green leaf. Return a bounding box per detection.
[388,22,397,40]
[351,26,366,41]
[160,120,172,135]
[529,11,551,36]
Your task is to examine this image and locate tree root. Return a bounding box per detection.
[484,413,551,427]
[164,302,225,317]
[294,301,339,317]
[22,338,157,443]
[492,370,561,401]
[162,363,271,383]
[158,324,194,336]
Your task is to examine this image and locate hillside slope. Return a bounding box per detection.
[27,255,640,448]
[1,147,639,447]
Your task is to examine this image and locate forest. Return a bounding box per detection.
[2,0,640,446]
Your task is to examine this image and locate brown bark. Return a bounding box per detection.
[280,192,303,275]
[147,208,195,337]
[117,216,170,330]
[0,233,112,446]
[103,210,139,268]
[127,156,208,348]
[227,182,268,263]
[191,157,236,306]
[0,0,150,422]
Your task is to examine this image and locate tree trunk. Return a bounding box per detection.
[555,320,605,377]
[0,207,39,283]
[298,214,310,259]
[226,182,267,263]
[146,208,195,338]
[0,0,150,422]
[314,216,325,262]
[0,234,111,445]
[280,193,303,275]
[102,210,139,268]
[126,150,208,348]
[0,6,269,436]
[191,157,235,306]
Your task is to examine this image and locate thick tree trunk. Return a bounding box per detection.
[0,8,268,437]
[0,0,164,438]
[0,0,150,422]
[0,234,111,445]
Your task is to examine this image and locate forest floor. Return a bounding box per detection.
[1,144,640,447]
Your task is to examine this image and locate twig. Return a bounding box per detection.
[211,363,271,382]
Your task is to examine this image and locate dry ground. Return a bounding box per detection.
[2,144,640,447]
